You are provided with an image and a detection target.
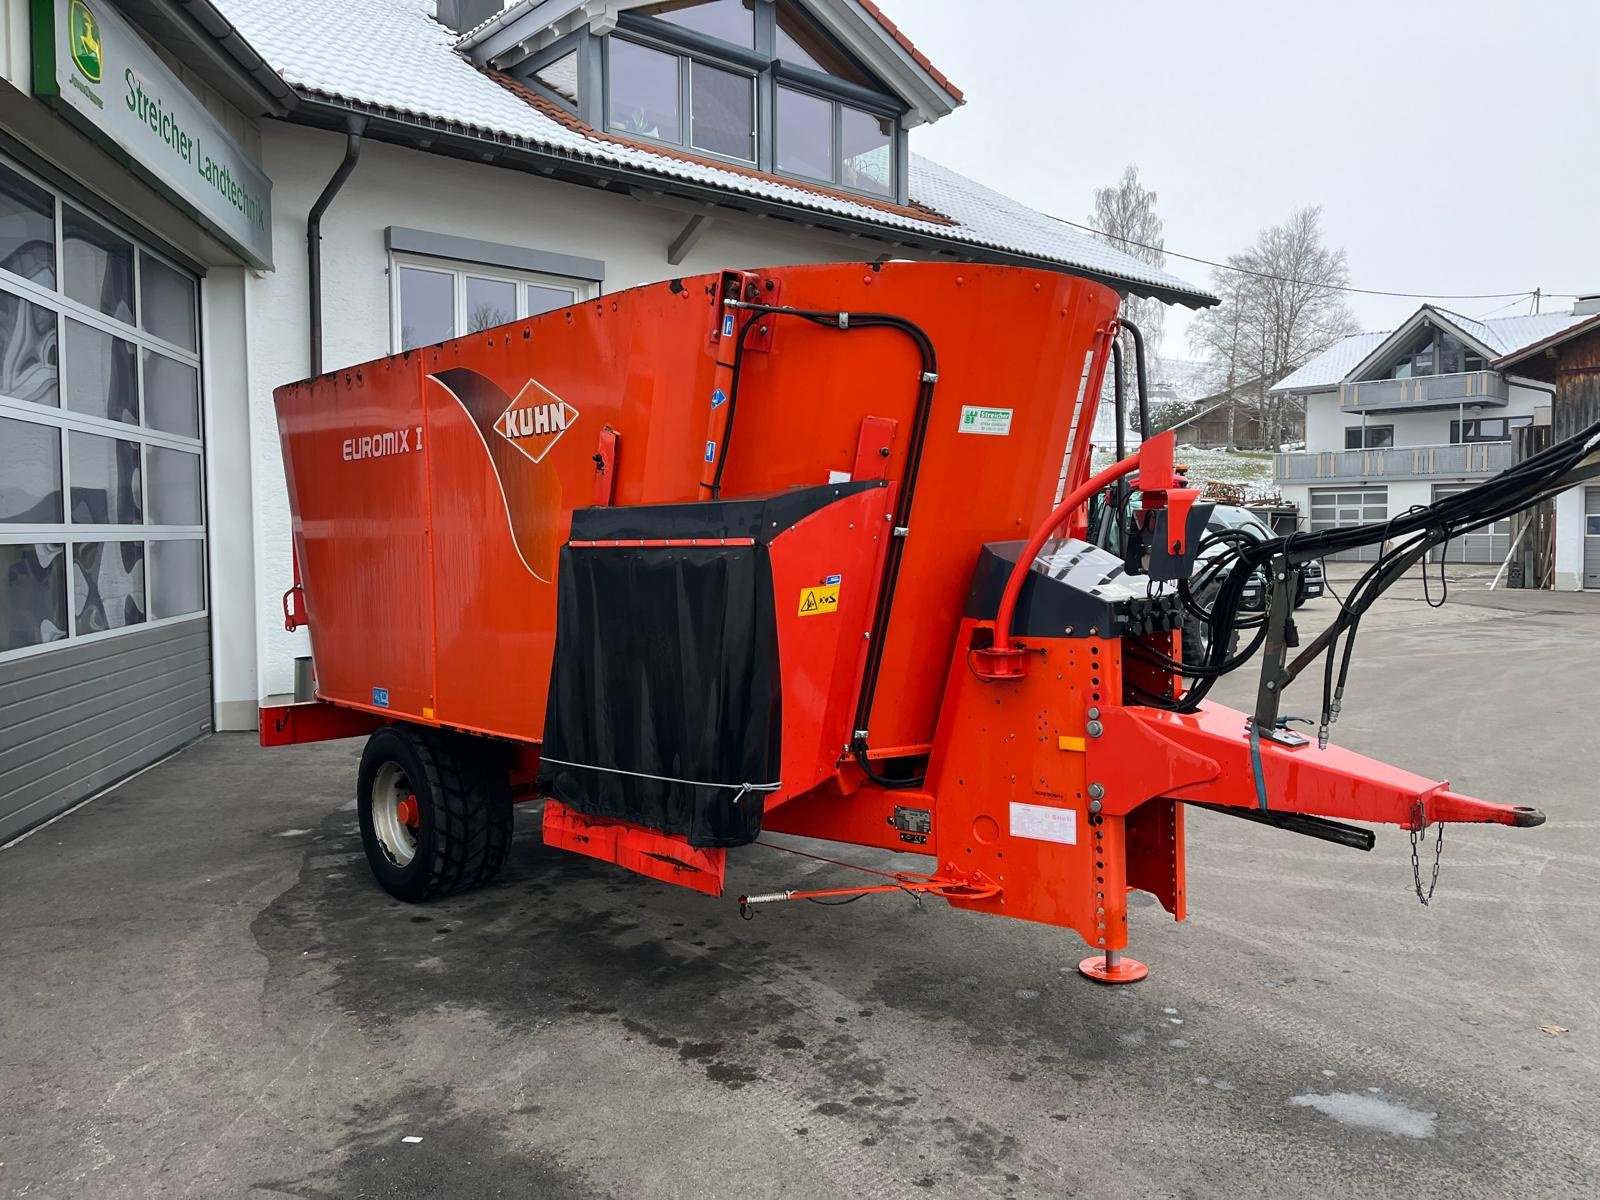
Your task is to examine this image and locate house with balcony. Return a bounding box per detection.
[1271,303,1590,561]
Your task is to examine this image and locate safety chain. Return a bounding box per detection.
[1409,799,1444,906]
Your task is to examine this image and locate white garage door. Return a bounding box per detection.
[0,154,211,842]
[1431,485,1510,565]
[1310,486,1388,562]
[1586,488,1600,589]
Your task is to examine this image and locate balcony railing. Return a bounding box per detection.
[1339,370,1508,413]
[1274,441,1513,484]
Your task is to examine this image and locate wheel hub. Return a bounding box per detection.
[371,761,420,867]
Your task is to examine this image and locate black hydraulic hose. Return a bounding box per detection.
[1119,318,1151,440]
[715,302,939,789]
[1111,339,1127,461]
[708,311,765,498]
[1147,414,1600,719]
[307,117,365,376]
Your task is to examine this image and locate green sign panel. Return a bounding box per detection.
[33,0,274,268]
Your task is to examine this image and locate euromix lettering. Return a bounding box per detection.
[124,69,267,235]
[343,426,424,463]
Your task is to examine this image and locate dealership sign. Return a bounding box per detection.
[32,0,274,268]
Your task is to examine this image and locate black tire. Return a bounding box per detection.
[1182,584,1239,670]
[356,724,512,903]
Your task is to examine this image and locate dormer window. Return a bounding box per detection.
[605,36,757,162]
[1386,328,1488,380]
[532,51,579,107]
[774,4,869,85]
[513,0,911,203]
[641,0,756,47]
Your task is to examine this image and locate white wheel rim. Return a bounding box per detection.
[371,761,419,867]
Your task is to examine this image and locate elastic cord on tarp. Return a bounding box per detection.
[539,757,780,803]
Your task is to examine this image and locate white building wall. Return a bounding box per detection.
[202,268,259,729]
[243,123,929,701]
[1553,486,1585,590]
[1301,390,1341,450]
[0,0,31,87]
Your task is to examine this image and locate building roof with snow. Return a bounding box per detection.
[197,0,1214,307]
[1271,305,1589,394]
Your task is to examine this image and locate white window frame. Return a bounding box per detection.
[387,252,599,353]
[0,153,207,664]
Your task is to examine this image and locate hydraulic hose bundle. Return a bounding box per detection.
[1139,415,1600,739]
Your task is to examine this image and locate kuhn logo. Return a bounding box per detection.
[493,380,578,464]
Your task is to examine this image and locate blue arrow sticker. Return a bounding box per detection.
[711,387,727,409]
[704,440,717,463]
[721,314,735,337]
[372,687,390,708]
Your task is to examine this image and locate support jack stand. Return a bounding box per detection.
[1078,949,1149,985]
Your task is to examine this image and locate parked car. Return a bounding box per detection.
[1207,504,1324,610]
[1087,491,1325,668]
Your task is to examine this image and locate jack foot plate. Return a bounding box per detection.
[1078,953,1149,985]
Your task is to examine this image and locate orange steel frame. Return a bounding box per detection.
[266,261,1542,982]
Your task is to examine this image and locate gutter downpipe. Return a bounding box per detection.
[307,117,367,376]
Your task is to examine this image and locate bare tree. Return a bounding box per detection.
[1089,163,1167,353]
[1188,206,1359,448]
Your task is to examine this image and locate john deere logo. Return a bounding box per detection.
[69,0,103,84]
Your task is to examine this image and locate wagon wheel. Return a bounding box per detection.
[356,724,513,902]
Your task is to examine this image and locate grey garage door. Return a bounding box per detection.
[1431,484,1511,565]
[1586,488,1600,588]
[1309,486,1388,562]
[0,154,211,843]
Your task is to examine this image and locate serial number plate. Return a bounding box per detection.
[1009,801,1076,845]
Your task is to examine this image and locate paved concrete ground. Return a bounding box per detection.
[3,581,1597,1198]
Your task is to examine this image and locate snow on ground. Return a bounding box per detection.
[1090,444,1279,499]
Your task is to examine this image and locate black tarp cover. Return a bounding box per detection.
[537,483,884,849]
[539,542,780,847]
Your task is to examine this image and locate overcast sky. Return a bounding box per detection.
[897,0,1600,358]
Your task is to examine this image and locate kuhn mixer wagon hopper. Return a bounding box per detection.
[264,261,1574,983]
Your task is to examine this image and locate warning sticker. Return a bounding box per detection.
[958,405,1013,436]
[797,582,841,617]
[1009,801,1076,845]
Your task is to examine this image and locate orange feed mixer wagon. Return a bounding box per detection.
[263,261,1543,984]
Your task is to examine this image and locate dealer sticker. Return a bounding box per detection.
[958,405,1013,436]
[1009,801,1076,845]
